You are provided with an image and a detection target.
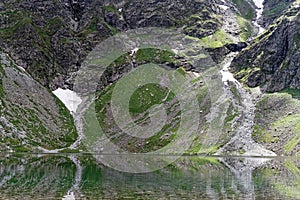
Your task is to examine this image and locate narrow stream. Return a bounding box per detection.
[217,0,275,156]
[252,0,266,35]
[217,52,276,156]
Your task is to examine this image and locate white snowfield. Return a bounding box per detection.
[53,88,82,113]
[219,5,229,10]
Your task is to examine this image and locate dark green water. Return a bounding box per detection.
[0,154,299,199]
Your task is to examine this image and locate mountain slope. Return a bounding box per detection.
[0,52,77,152]
[230,1,300,156]
[0,0,222,89]
[231,3,300,92]
[1,0,299,155]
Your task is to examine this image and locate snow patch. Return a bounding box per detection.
[253,0,264,11]
[53,88,82,113]
[172,49,179,54]
[130,48,139,56]
[219,5,229,10]
[221,61,240,87]
[16,65,26,72]
[62,192,75,200]
[193,72,200,78]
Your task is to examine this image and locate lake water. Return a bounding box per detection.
[0,154,299,199]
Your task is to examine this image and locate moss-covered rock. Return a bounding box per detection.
[231,5,300,92]
[254,90,300,156]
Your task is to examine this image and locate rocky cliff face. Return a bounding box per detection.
[0,0,222,90]
[231,3,300,92]
[261,0,294,27]
[0,0,242,154]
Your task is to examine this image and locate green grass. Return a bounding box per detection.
[77,16,102,38]
[102,5,117,12]
[237,15,253,42]
[230,0,255,20]
[198,30,233,48]
[2,100,76,150]
[129,83,174,114]
[93,80,180,153]
[5,85,77,150]
[135,48,175,63]
[273,159,300,198]
[177,67,186,76]
[284,133,300,154]
[234,67,253,81]
[52,94,78,146]
[275,183,300,198]
[254,91,300,154]
[89,16,98,32]
[224,104,238,124]
[186,135,220,155]
[273,114,300,130]
[0,11,44,42]
[103,20,118,34]
[13,145,31,152]
[264,1,289,17]
[284,159,300,176]
[141,124,178,153]
[92,51,195,153]
[229,85,242,103]
[253,123,279,143]
[46,16,65,35]
[279,88,300,100]
[111,53,130,66]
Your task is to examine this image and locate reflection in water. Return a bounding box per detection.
[219,157,272,200]
[0,154,299,199]
[62,155,82,200]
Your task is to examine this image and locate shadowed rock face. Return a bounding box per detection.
[231,4,300,92]
[261,0,294,27]
[0,0,221,90]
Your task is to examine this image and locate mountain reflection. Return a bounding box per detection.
[0,154,299,199]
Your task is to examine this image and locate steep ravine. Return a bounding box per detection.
[252,0,266,35]
[231,1,300,92]
[217,53,276,156]
[216,0,276,156]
